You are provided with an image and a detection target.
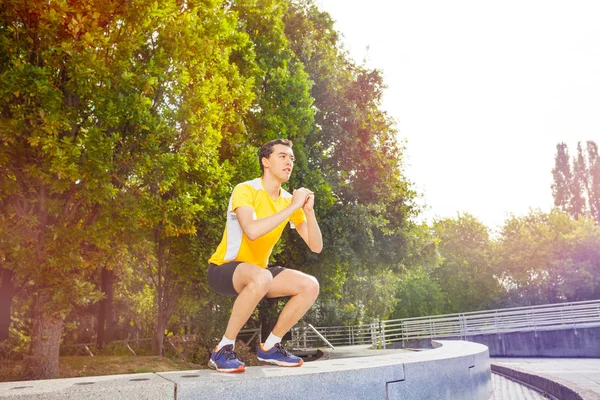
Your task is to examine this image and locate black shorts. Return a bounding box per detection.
[208,262,286,297]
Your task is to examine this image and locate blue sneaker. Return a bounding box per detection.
[208,345,245,373]
[257,343,304,367]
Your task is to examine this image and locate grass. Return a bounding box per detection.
[0,356,205,383]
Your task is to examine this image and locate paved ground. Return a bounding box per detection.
[491,358,600,395]
[491,373,550,400]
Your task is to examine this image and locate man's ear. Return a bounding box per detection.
[261,157,269,170]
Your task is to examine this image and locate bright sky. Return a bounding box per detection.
[318,0,600,231]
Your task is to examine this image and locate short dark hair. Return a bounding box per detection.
[259,139,293,175]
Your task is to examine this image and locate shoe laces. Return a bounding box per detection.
[217,345,240,361]
[273,343,291,357]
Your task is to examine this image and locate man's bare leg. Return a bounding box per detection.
[266,269,320,337]
[223,263,273,340]
[209,263,272,373]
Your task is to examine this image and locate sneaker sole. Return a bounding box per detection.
[257,357,304,367]
[208,358,246,373]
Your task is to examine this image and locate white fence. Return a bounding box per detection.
[291,299,600,349]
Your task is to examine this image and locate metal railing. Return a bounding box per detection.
[291,321,381,349]
[291,299,600,350]
[61,300,600,354]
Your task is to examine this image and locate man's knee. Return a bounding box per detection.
[248,269,273,294]
[302,275,320,298]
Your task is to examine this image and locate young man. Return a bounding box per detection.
[207,139,322,373]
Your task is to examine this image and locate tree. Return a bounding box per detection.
[554,217,600,301]
[391,266,446,319]
[572,143,588,217]
[0,265,15,342]
[1,0,124,378]
[282,1,421,324]
[96,266,115,349]
[100,0,254,356]
[495,209,600,306]
[552,143,572,212]
[431,213,500,313]
[551,141,600,223]
[0,0,253,376]
[586,141,600,223]
[0,214,22,343]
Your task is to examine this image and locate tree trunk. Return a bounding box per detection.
[151,233,178,356]
[96,267,115,349]
[152,313,166,356]
[96,269,107,349]
[152,285,181,356]
[22,293,64,380]
[105,290,115,344]
[0,267,15,342]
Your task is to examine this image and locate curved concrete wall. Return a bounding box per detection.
[467,325,600,357]
[398,324,600,358]
[0,340,492,400]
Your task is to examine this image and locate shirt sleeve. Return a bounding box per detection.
[231,184,254,212]
[289,207,307,229]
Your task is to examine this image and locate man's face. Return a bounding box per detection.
[264,144,295,182]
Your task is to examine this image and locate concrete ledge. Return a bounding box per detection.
[0,373,175,399]
[0,341,492,400]
[160,340,492,399]
[491,364,600,400]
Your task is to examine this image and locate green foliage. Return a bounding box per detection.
[431,213,501,313]
[391,208,600,318]
[391,266,446,319]
[0,0,256,374]
[279,1,421,325]
[496,209,600,306]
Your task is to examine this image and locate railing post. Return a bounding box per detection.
[370,321,378,347]
[303,327,307,349]
[382,320,387,349]
[401,319,404,348]
[494,311,499,332]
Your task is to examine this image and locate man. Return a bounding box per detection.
[207,139,322,373]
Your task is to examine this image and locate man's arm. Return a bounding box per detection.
[295,194,323,253]
[235,188,311,241]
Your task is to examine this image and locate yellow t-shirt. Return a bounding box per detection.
[208,178,306,268]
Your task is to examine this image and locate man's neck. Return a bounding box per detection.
[261,174,282,199]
